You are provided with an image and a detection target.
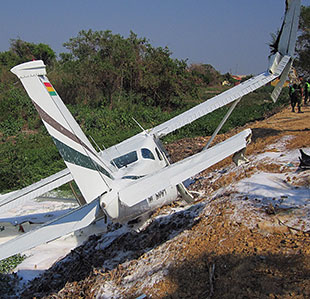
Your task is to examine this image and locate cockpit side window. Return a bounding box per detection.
[141,148,155,160]
[111,151,138,168]
[155,148,163,161]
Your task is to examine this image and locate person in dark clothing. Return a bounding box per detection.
[305,80,310,105]
[289,83,303,113]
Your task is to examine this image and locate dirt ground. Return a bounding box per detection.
[158,105,310,299]
[14,105,310,298]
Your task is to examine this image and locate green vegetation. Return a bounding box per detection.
[52,30,200,109]
[295,5,310,77]
[0,254,25,273]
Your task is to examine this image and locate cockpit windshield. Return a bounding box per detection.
[111,151,138,168]
[111,147,157,169]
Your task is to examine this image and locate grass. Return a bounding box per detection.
[0,254,25,274]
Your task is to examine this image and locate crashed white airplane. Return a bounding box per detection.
[0,0,301,260]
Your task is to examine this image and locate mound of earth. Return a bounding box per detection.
[5,105,310,298]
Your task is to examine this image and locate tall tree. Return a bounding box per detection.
[2,39,56,67]
[295,5,310,77]
[61,30,147,107]
[60,29,197,109]
[0,39,56,87]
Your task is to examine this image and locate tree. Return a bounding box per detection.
[188,64,222,86]
[0,39,56,90]
[5,39,56,66]
[61,30,146,107]
[59,29,198,109]
[295,5,310,77]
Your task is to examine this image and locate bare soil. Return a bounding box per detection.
[15,105,310,298]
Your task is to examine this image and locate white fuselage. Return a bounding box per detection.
[98,132,179,222]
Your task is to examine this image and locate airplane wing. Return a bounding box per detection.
[149,55,290,138]
[0,169,72,214]
[118,129,251,207]
[0,198,100,261]
[149,0,301,138]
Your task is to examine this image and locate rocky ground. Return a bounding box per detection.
[4,104,310,298]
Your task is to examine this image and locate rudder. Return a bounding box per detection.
[11,60,114,203]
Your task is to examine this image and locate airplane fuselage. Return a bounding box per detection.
[98,133,180,222]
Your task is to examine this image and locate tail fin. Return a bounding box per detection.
[11,60,114,203]
[278,0,301,57]
[269,0,301,101]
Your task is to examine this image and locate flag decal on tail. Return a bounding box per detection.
[43,82,57,96]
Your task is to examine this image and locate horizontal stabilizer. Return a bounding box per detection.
[11,61,114,203]
[0,169,72,214]
[119,129,252,207]
[0,198,100,261]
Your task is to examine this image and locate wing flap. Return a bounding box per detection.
[119,129,251,207]
[0,198,100,261]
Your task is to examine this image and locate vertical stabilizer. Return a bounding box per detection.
[270,0,301,58]
[278,0,301,57]
[11,60,114,203]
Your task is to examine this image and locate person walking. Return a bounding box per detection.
[289,83,303,113]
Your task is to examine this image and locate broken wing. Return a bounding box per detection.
[149,56,290,138]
